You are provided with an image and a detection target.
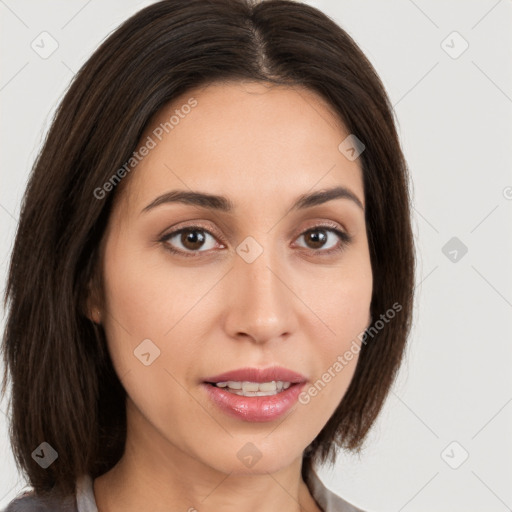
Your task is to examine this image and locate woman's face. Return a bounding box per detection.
[94,81,372,476]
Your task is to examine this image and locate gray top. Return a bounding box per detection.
[2,469,365,512]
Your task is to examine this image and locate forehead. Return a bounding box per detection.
[119,81,364,213]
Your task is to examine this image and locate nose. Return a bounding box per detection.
[223,243,299,345]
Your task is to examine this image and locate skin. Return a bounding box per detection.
[89,81,373,512]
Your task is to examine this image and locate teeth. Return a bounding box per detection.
[213,380,293,396]
[243,382,260,392]
[259,381,277,392]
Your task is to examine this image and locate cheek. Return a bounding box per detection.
[329,279,372,341]
[295,254,372,408]
[101,235,189,338]
[99,242,201,424]
[99,236,174,374]
[302,252,373,345]
[100,235,212,392]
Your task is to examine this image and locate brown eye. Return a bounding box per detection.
[295,226,352,254]
[302,229,329,249]
[160,223,351,258]
[179,229,207,251]
[162,226,219,255]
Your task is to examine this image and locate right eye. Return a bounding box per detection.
[160,225,224,257]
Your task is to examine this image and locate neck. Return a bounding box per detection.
[93,399,322,512]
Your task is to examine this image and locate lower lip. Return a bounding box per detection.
[202,382,306,422]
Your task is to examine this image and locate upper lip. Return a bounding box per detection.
[203,366,308,384]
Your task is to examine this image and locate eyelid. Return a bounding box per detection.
[159,221,225,244]
[295,219,347,239]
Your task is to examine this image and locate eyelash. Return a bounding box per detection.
[159,222,353,258]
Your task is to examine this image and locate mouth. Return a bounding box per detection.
[205,380,294,397]
[202,366,308,422]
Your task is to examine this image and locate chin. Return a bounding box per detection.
[202,438,304,476]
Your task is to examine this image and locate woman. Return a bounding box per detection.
[1,0,415,511]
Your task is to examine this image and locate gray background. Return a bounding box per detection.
[1,1,511,511]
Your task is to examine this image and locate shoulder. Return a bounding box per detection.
[317,485,367,512]
[306,468,368,512]
[1,490,77,512]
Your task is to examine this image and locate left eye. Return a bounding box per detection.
[295,227,349,251]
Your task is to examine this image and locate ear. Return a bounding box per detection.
[87,305,102,324]
[84,290,102,324]
[82,270,103,325]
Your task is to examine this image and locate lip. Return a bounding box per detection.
[203,366,308,384]
[202,366,308,422]
[202,381,307,422]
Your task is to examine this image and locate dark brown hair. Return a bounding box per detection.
[1,0,415,499]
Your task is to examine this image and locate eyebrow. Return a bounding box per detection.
[141,185,364,215]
